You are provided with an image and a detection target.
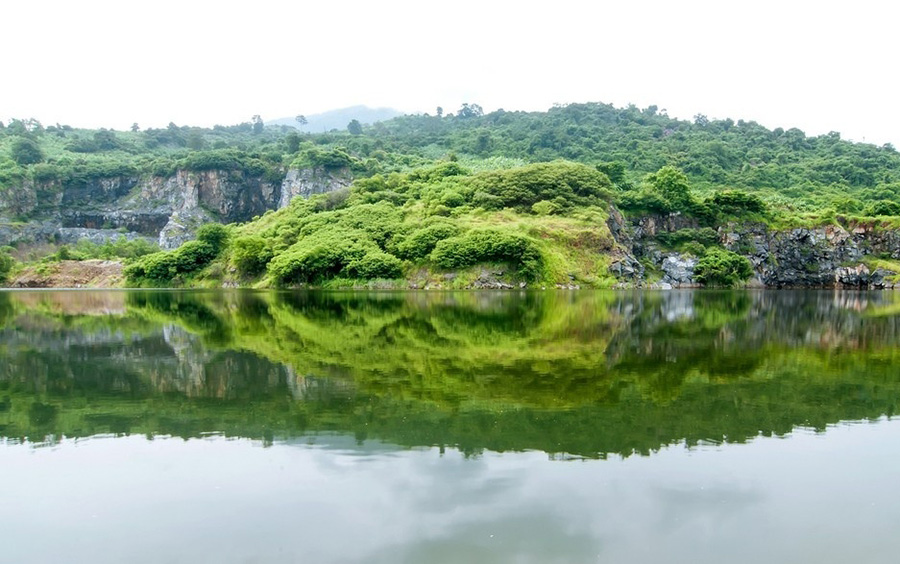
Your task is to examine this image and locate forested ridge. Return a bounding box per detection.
[2,101,900,288]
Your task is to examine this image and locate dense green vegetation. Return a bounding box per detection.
[1,290,899,457]
[123,224,228,286]
[693,248,755,286]
[6,103,899,212]
[3,102,900,287]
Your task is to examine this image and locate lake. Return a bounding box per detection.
[1,289,899,563]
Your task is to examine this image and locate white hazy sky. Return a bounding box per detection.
[3,0,898,145]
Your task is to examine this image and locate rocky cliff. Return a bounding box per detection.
[608,208,900,288]
[0,166,350,250]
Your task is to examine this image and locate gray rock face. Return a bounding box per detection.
[660,254,699,287]
[723,223,899,288]
[606,206,900,288]
[61,176,140,206]
[0,166,353,250]
[278,167,352,208]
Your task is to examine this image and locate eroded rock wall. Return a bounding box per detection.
[0,167,351,250]
[608,208,900,288]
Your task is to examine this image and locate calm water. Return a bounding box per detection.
[1,289,899,563]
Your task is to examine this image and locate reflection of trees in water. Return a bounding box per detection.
[1,289,899,456]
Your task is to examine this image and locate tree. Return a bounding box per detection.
[694,248,754,287]
[596,162,627,186]
[647,166,693,211]
[131,123,140,132]
[295,115,308,127]
[347,119,363,135]
[251,115,264,134]
[436,106,443,118]
[0,247,14,281]
[9,137,44,165]
[196,223,230,255]
[93,129,119,150]
[186,131,206,150]
[286,132,301,153]
[457,103,484,119]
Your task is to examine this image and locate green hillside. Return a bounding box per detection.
[3,101,900,288]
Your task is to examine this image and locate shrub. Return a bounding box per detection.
[864,200,900,216]
[266,228,376,284]
[440,190,466,208]
[31,163,64,182]
[0,247,14,281]
[268,243,354,284]
[431,229,543,279]
[617,188,671,214]
[467,161,613,211]
[180,149,266,175]
[408,162,471,183]
[232,235,273,276]
[396,224,459,259]
[646,166,693,212]
[531,200,560,215]
[195,223,230,255]
[298,147,354,170]
[707,190,767,216]
[694,248,754,287]
[171,241,218,273]
[656,228,719,249]
[346,251,403,279]
[9,137,43,165]
[124,240,217,285]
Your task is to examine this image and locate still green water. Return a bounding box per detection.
[1,289,899,563]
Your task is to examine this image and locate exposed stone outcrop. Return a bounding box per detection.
[606,207,900,288]
[278,167,353,208]
[721,222,899,288]
[0,166,352,250]
[659,255,699,288]
[606,205,646,284]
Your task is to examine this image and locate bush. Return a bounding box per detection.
[268,243,357,284]
[617,188,671,214]
[298,147,354,170]
[531,200,560,215]
[646,166,693,212]
[196,223,230,255]
[694,248,754,287]
[124,240,217,285]
[0,247,14,281]
[467,161,613,211]
[396,224,459,259]
[440,190,466,208]
[707,190,767,216]
[864,200,900,216]
[180,149,267,175]
[9,137,43,165]
[346,251,403,279]
[232,235,273,276]
[171,241,218,273]
[656,228,719,249]
[408,162,471,183]
[431,229,543,279]
[266,229,373,284]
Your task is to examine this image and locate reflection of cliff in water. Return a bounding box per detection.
[0,289,899,457]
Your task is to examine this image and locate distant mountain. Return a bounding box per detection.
[267,106,404,133]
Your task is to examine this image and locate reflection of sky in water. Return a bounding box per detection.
[2,420,900,564]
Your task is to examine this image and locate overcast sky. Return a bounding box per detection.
[3,0,898,145]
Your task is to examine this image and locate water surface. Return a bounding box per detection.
[0,290,898,563]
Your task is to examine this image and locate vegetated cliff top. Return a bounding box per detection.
[3,100,899,216]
